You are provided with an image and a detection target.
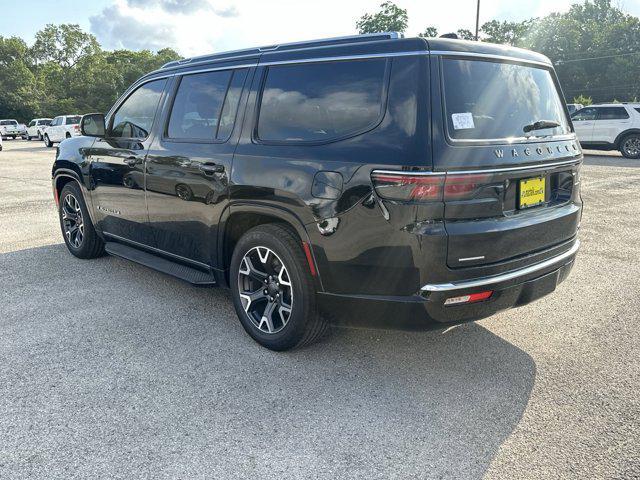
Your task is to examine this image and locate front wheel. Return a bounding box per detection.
[58,182,105,259]
[620,134,640,159]
[230,224,326,351]
[44,134,53,148]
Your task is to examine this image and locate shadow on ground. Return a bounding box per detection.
[1,244,536,479]
[583,152,640,168]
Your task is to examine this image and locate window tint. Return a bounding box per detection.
[636,108,640,115]
[257,59,387,143]
[65,116,81,125]
[111,79,167,139]
[442,59,570,140]
[217,69,247,140]
[595,107,629,120]
[40,120,51,126]
[572,108,598,121]
[167,70,235,140]
[0,120,17,126]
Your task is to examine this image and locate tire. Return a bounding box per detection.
[65,132,71,139]
[44,134,53,147]
[58,182,105,259]
[25,135,31,141]
[230,224,326,351]
[620,134,640,159]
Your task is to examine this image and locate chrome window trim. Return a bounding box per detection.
[429,50,552,67]
[421,240,580,292]
[372,158,582,177]
[258,51,425,67]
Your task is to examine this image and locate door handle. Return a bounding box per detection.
[199,163,225,174]
[124,156,138,166]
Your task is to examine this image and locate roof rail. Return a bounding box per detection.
[160,32,402,70]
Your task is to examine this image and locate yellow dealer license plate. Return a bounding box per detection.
[519,177,546,209]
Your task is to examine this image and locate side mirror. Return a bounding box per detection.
[81,113,106,137]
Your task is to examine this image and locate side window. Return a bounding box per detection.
[28,121,35,127]
[636,108,640,115]
[51,117,60,126]
[596,107,629,120]
[257,59,388,143]
[572,108,597,121]
[65,116,81,125]
[111,78,167,139]
[166,70,237,141]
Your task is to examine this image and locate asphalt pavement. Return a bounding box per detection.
[0,139,638,479]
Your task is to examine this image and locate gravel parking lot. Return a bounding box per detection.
[1,139,638,479]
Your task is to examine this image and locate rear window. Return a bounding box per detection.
[595,107,629,120]
[39,120,52,126]
[442,59,571,140]
[1,120,18,126]
[257,59,387,143]
[65,116,81,125]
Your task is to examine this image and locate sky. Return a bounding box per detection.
[2,0,640,57]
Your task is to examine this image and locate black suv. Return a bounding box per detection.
[52,33,582,350]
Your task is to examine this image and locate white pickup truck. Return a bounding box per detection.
[42,115,82,147]
[0,119,27,139]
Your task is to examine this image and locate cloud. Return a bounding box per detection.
[90,6,176,51]
[125,0,238,16]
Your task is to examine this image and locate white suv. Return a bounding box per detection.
[571,103,640,158]
[42,115,82,147]
[25,118,53,140]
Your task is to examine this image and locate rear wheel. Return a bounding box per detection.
[230,224,326,350]
[37,132,43,141]
[65,132,71,139]
[620,134,640,159]
[44,134,53,147]
[58,182,105,259]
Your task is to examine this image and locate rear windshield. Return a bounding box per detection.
[0,120,18,125]
[442,59,570,141]
[65,116,81,125]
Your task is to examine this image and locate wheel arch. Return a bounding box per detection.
[218,203,322,290]
[52,166,97,226]
[614,129,640,148]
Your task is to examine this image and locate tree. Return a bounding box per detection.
[0,36,38,119]
[356,1,408,34]
[456,29,476,40]
[419,27,439,38]
[31,24,100,68]
[480,19,533,45]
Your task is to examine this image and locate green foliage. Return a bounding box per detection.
[573,94,593,106]
[356,1,408,34]
[0,24,181,121]
[419,27,439,38]
[456,29,476,41]
[481,19,533,45]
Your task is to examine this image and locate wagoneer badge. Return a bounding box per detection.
[494,142,579,159]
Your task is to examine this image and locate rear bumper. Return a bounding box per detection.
[318,240,579,330]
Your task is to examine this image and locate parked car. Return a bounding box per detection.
[0,134,3,151]
[566,103,584,115]
[571,103,640,158]
[0,119,27,139]
[43,115,82,147]
[25,118,52,140]
[52,33,582,350]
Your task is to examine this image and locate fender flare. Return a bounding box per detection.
[52,167,97,225]
[218,201,323,290]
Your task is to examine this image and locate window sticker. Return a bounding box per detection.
[452,112,475,130]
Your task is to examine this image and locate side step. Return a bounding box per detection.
[104,241,217,286]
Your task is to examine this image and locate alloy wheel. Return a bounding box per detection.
[237,246,293,334]
[61,194,84,248]
[623,137,640,158]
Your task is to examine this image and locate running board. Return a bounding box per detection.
[104,242,217,286]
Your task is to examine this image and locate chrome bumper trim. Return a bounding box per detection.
[421,240,580,292]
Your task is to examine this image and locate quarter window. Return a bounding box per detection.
[595,107,629,120]
[167,69,245,141]
[111,79,167,139]
[65,116,81,125]
[257,59,388,143]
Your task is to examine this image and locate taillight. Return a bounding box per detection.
[443,174,491,200]
[371,172,444,202]
[74,125,80,132]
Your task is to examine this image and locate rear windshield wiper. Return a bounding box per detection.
[523,120,561,133]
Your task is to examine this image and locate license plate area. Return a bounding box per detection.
[519,176,546,209]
